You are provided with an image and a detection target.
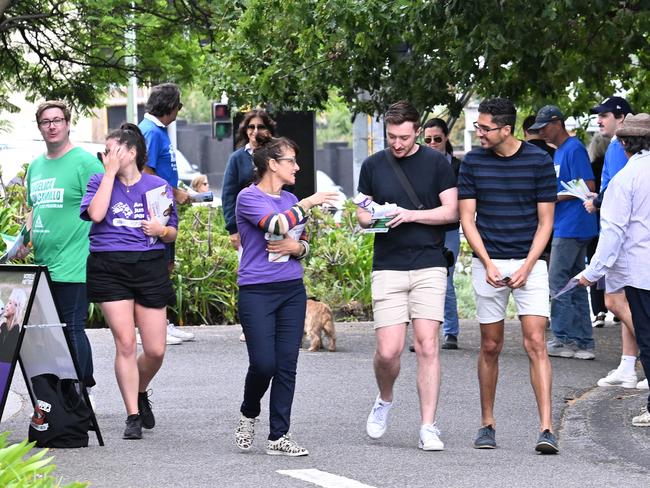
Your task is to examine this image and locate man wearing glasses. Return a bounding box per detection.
[139,83,194,345]
[459,98,559,453]
[23,100,104,404]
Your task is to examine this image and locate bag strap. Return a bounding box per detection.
[383,149,424,210]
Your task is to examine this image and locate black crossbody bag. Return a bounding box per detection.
[383,149,455,269]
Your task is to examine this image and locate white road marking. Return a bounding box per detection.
[277,469,376,488]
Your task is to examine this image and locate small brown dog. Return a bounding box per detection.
[304,298,336,352]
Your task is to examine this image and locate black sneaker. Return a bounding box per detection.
[123,414,142,440]
[474,425,496,449]
[441,334,458,350]
[535,429,559,454]
[138,390,155,429]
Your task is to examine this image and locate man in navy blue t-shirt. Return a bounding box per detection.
[533,105,598,359]
[459,98,558,453]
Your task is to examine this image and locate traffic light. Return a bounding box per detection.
[211,102,231,140]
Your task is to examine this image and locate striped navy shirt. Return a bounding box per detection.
[458,141,557,259]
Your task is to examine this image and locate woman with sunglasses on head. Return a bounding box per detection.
[222,109,277,251]
[80,123,178,441]
[421,118,462,350]
[234,133,338,456]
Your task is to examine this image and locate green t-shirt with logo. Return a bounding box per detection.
[26,147,104,283]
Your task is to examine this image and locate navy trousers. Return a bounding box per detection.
[624,286,650,411]
[238,279,307,440]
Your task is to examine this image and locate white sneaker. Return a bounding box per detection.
[592,312,606,328]
[597,369,638,388]
[419,423,444,451]
[366,396,392,439]
[167,322,195,341]
[638,379,649,390]
[166,333,182,345]
[239,333,246,342]
[632,408,650,427]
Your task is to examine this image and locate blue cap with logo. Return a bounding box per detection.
[529,105,565,130]
[590,96,633,116]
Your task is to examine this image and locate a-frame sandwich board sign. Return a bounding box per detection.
[0,265,103,446]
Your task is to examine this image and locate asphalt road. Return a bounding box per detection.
[2,320,649,487]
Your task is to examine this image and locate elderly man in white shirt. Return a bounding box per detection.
[579,113,650,427]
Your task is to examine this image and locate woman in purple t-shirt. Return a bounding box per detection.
[80,123,178,441]
[234,134,338,456]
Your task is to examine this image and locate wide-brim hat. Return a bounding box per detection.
[615,113,650,137]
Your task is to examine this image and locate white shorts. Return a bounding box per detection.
[472,258,550,323]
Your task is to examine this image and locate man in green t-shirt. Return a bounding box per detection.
[23,100,104,395]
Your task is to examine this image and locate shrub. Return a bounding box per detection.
[0,432,86,488]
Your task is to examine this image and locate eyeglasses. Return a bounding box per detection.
[277,156,298,166]
[247,124,267,131]
[473,122,504,134]
[424,136,444,144]
[38,117,66,128]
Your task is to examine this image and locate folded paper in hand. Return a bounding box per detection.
[353,193,397,233]
[558,178,592,202]
[143,185,173,246]
[552,274,582,299]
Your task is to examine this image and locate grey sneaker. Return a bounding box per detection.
[266,434,309,456]
[546,339,575,358]
[473,425,496,449]
[535,429,559,454]
[235,415,256,451]
[574,348,595,360]
[632,408,650,427]
[123,414,142,440]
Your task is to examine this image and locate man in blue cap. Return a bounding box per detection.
[532,106,599,359]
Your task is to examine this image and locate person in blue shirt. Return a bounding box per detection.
[532,105,598,359]
[139,83,194,345]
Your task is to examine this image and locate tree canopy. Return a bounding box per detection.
[203,0,650,118]
[0,0,206,113]
[1,1,649,119]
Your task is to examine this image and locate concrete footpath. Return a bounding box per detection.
[1,320,649,487]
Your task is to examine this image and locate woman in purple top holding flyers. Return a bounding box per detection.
[234,134,338,456]
[80,123,178,440]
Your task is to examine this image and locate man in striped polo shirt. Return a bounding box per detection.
[459,98,559,453]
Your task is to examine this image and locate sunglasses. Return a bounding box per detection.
[247,124,267,131]
[424,136,444,144]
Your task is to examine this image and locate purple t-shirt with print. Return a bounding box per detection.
[80,173,178,252]
[236,184,305,286]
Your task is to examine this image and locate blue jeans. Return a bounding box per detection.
[443,229,460,336]
[51,282,95,387]
[238,279,307,441]
[549,238,594,350]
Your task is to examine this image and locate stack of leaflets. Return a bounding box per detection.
[352,193,396,233]
[558,178,592,201]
